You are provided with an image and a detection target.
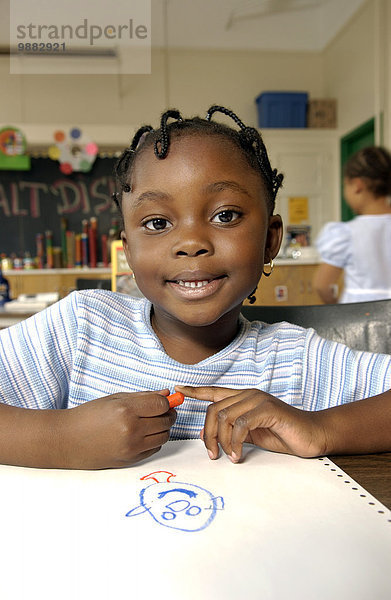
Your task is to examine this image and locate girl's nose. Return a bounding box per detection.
[171,224,214,257]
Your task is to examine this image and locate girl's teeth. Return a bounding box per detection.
[177,280,210,288]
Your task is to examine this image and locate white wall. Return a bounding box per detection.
[1,0,387,146]
[0,48,324,144]
[322,0,376,137]
[167,49,324,127]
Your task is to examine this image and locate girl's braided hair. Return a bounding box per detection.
[113,105,284,215]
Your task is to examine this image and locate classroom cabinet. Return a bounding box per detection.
[243,263,324,306]
[5,264,327,306]
[4,269,111,299]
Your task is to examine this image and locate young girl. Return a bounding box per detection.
[314,146,391,303]
[0,106,390,469]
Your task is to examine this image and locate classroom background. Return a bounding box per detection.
[1,0,391,314]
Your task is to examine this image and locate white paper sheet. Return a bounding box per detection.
[0,440,390,600]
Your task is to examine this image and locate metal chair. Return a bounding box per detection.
[241,299,391,354]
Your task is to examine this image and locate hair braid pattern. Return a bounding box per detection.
[114,105,283,214]
[206,105,283,199]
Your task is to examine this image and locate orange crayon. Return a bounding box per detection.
[167,392,185,408]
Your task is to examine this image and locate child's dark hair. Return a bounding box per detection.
[113,105,283,216]
[344,146,391,198]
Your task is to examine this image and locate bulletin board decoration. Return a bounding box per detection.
[48,127,99,175]
[0,126,31,170]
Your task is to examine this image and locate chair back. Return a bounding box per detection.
[76,278,111,291]
[241,300,391,354]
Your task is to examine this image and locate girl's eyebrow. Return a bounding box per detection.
[205,180,252,198]
[132,180,251,210]
[132,190,172,210]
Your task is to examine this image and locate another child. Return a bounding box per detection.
[0,106,390,470]
[314,146,391,303]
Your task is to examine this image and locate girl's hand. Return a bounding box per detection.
[175,386,327,462]
[60,390,176,469]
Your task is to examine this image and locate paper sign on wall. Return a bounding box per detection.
[289,196,309,224]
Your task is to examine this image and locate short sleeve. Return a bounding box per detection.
[0,293,79,409]
[302,330,391,411]
[315,221,351,268]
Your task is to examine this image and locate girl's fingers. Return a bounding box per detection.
[215,393,263,460]
[203,397,241,458]
[175,385,239,403]
[141,411,177,436]
[131,392,172,417]
[175,386,286,462]
[143,429,171,451]
[230,405,271,461]
[204,390,279,461]
[133,447,162,465]
[203,391,253,459]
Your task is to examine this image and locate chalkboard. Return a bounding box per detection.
[0,157,120,259]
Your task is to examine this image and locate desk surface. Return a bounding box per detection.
[331,452,391,510]
[1,440,390,600]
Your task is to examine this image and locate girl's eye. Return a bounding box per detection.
[211,210,241,224]
[143,218,172,231]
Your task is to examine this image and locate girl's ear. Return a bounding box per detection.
[265,214,283,262]
[351,177,365,194]
[120,230,133,271]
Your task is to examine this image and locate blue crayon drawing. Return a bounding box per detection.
[125,471,224,532]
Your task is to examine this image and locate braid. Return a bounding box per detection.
[130,125,154,151]
[206,105,247,129]
[113,104,283,216]
[206,105,283,200]
[154,109,183,158]
[114,124,154,195]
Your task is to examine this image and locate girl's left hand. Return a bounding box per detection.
[175,385,328,462]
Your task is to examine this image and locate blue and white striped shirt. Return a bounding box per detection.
[1,290,390,439]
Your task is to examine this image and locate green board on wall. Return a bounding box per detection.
[340,118,375,221]
[0,157,118,260]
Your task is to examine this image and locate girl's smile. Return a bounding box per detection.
[166,270,227,299]
[121,133,282,361]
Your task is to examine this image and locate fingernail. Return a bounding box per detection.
[229,452,239,463]
[207,449,215,460]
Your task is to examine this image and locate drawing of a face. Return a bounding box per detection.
[125,471,224,532]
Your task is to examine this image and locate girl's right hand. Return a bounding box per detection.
[59,390,176,469]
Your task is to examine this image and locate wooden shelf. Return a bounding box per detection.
[4,268,111,299]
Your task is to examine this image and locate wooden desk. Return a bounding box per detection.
[330,452,391,510]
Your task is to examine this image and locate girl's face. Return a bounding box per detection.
[343,176,365,214]
[121,134,282,329]
[343,177,358,210]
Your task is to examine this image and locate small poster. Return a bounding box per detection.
[274,285,288,302]
[288,196,309,224]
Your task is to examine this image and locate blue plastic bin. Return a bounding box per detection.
[255,92,308,128]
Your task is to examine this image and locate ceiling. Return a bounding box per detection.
[1,0,366,53]
[152,0,366,52]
